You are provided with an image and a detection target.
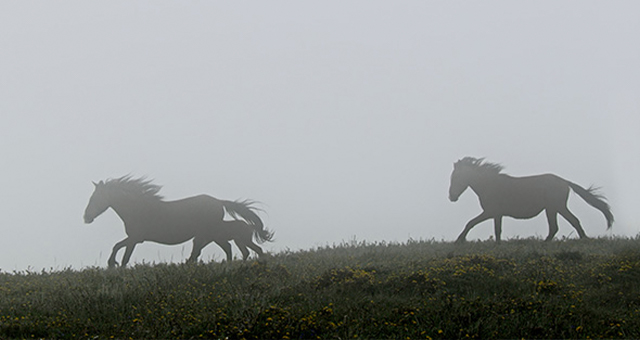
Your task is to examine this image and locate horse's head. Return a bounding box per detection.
[84,181,110,223]
[449,159,471,202]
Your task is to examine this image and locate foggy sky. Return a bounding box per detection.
[1,1,639,271]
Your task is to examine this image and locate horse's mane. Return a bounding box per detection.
[456,157,504,174]
[103,175,164,201]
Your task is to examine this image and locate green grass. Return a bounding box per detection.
[2,237,640,339]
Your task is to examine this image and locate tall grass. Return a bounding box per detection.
[1,237,640,339]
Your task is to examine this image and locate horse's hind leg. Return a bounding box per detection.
[545,210,559,241]
[559,207,588,239]
[213,240,233,262]
[234,240,250,260]
[246,241,265,260]
[494,216,503,243]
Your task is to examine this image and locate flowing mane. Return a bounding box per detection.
[104,176,164,201]
[456,157,504,174]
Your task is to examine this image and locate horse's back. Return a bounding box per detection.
[482,173,570,217]
[169,194,218,204]
[162,194,225,223]
[502,173,568,191]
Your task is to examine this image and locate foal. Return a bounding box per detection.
[213,220,267,260]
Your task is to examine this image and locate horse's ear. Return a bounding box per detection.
[92,181,98,187]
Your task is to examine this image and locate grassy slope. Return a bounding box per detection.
[1,237,640,339]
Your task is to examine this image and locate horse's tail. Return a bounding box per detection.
[221,199,274,243]
[567,182,614,229]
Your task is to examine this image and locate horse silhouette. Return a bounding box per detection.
[449,157,613,242]
[83,176,273,267]
[219,220,268,260]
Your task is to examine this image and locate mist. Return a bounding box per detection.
[1,1,638,271]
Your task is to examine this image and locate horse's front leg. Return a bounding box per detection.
[108,238,129,267]
[188,237,214,263]
[456,212,492,243]
[120,241,141,267]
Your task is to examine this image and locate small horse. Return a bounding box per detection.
[449,157,613,242]
[219,220,268,260]
[83,176,273,267]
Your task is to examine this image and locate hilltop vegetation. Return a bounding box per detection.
[2,237,640,339]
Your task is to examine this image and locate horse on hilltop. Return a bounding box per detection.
[83,176,273,267]
[448,157,613,242]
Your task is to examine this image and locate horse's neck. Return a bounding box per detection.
[468,172,503,196]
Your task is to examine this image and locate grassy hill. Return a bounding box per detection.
[2,237,640,339]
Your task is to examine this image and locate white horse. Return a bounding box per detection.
[83,176,273,266]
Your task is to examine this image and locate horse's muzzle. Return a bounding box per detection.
[84,216,94,224]
[449,195,458,202]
